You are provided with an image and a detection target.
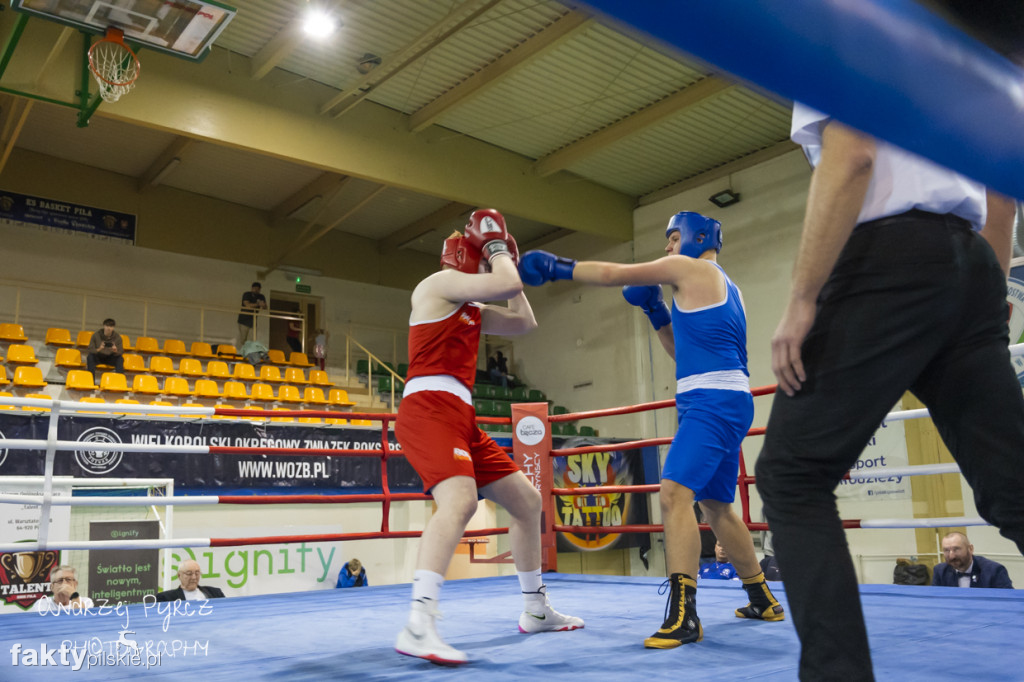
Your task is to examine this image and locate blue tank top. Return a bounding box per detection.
[672,264,748,381]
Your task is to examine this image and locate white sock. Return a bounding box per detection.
[517,568,543,595]
[412,569,444,603]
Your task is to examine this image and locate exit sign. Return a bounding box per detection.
[296,284,311,293]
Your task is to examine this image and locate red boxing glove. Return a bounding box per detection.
[465,209,514,264]
[506,234,519,265]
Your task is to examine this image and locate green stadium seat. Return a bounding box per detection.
[579,425,597,437]
[492,401,512,418]
[552,405,568,415]
[493,386,512,400]
[511,387,529,401]
[357,359,369,375]
[528,389,546,402]
[397,363,409,377]
[472,384,488,399]
[473,399,494,415]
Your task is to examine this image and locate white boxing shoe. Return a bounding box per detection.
[518,586,584,634]
[395,599,468,666]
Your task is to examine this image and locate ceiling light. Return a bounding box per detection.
[302,7,338,39]
[709,189,741,208]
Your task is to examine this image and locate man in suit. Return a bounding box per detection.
[932,531,1013,588]
[155,559,226,601]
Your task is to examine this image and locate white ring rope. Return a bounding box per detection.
[860,516,987,529]
[0,538,212,553]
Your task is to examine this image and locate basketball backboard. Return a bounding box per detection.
[10,0,237,61]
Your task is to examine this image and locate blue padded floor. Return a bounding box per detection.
[1,573,1021,680]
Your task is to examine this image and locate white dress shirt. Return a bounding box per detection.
[791,103,987,230]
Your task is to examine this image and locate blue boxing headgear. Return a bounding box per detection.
[665,212,722,259]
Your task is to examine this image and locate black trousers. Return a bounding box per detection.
[87,352,123,380]
[756,212,1024,681]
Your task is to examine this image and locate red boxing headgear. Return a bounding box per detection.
[439,234,482,274]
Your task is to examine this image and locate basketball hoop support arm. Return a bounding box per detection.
[76,30,103,128]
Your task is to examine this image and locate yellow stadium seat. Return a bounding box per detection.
[350,418,374,426]
[162,377,193,399]
[0,374,8,388]
[222,381,250,402]
[297,417,322,424]
[259,365,285,383]
[206,360,232,381]
[324,417,348,426]
[190,342,216,358]
[71,396,107,414]
[328,389,355,407]
[163,339,188,356]
[270,407,295,423]
[22,392,51,411]
[0,391,15,410]
[232,363,257,382]
[54,348,86,370]
[6,344,39,366]
[112,398,140,415]
[131,374,161,396]
[148,356,176,375]
[122,354,147,375]
[194,379,221,400]
[178,358,205,379]
[308,370,335,388]
[216,344,239,359]
[267,349,288,365]
[0,323,28,343]
[75,330,93,347]
[65,369,99,393]
[249,383,276,404]
[303,386,328,405]
[120,335,133,352]
[135,336,161,354]
[13,366,47,389]
[288,352,315,368]
[277,385,302,404]
[284,367,309,385]
[99,372,130,394]
[45,328,75,347]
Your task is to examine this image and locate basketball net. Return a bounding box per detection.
[88,28,141,103]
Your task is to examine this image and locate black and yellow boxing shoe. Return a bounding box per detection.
[735,571,785,621]
[644,573,703,649]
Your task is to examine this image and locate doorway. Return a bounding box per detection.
[268,292,322,354]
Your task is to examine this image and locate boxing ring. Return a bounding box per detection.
[3,0,1024,677]
[2,357,1023,679]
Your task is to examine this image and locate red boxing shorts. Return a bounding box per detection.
[396,390,519,492]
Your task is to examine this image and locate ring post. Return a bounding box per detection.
[511,403,556,571]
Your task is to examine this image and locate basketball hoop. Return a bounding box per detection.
[88,28,140,103]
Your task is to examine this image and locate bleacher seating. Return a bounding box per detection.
[12,366,47,390]
[222,381,250,403]
[260,365,285,383]
[75,331,93,348]
[277,385,302,404]
[132,374,161,396]
[0,323,28,343]
[54,348,86,371]
[303,386,328,405]
[0,391,15,408]
[45,328,75,347]
[6,344,39,367]
[193,379,222,400]
[190,342,216,358]
[309,370,334,388]
[178,358,205,379]
[134,336,161,354]
[149,356,177,375]
[22,393,51,411]
[288,352,314,368]
[122,354,147,375]
[267,349,288,365]
[65,369,99,394]
[249,383,276,404]
[232,363,257,383]
[163,339,188,356]
[206,361,232,382]
[284,367,308,385]
[99,372,130,395]
[162,377,193,401]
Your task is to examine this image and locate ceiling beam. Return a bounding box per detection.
[250,25,303,81]
[639,140,799,206]
[137,136,193,191]
[381,201,474,251]
[0,95,32,174]
[533,77,734,177]
[408,12,592,133]
[320,0,504,118]
[266,184,388,273]
[270,172,349,227]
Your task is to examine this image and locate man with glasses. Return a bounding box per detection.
[35,565,94,613]
[155,559,226,601]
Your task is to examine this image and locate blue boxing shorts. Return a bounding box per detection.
[660,388,754,503]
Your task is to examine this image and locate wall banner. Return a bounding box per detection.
[0,189,136,243]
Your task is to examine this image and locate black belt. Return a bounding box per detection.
[858,208,972,231]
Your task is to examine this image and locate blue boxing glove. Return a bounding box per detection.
[622,285,671,330]
[518,250,577,286]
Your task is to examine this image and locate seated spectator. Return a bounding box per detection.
[698,541,738,580]
[759,555,781,581]
[487,351,514,389]
[35,565,94,613]
[86,318,124,381]
[336,558,368,588]
[155,560,226,601]
[932,531,1013,589]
